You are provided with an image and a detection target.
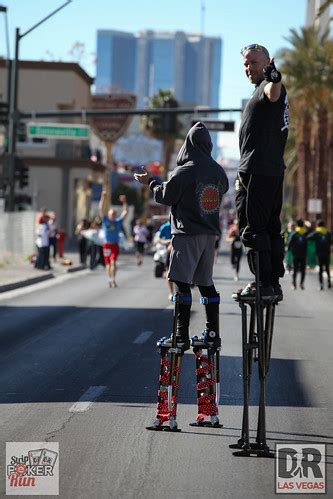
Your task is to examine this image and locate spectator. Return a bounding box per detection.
[35,216,51,270]
[307,220,332,290]
[155,219,174,299]
[48,212,58,262]
[288,219,308,290]
[133,219,149,265]
[75,218,90,265]
[227,220,243,281]
[89,216,105,270]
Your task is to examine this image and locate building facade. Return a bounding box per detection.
[0,60,105,238]
[95,29,222,108]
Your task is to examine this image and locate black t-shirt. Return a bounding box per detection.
[238,80,289,176]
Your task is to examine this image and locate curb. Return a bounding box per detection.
[0,264,87,294]
[0,273,55,293]
[66,264,87,273]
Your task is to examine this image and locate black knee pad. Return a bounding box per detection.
[198,284,218,297]
[174,281,192,295]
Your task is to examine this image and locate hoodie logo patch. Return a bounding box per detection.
[198,184,220,214]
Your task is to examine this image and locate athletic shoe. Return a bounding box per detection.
[240,282,275,300]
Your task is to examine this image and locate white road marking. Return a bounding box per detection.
[134,331,154,344]
[69,386,106,413]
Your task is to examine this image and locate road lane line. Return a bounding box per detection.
[134,331,154,344]
[69,386,106,413]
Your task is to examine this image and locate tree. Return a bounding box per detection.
[278,27,333,225]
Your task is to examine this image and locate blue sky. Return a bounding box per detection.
[1,0,307,157]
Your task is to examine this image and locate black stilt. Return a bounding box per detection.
[230,251,276,457]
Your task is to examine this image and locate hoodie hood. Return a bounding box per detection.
[177,121,213,166]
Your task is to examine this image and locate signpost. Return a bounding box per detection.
[90,93,137,205]
[307,198,322,214]
[27,122,90,140]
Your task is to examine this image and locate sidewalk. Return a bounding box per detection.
[0,251,86,293]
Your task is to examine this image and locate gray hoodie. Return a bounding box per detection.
[149,121,229,235]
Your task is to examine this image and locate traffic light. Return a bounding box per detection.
[14,156,29,188]
[163,98,178,134]
[0,102,9,126]
[17,122,27,142]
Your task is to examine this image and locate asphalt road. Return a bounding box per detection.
[0,252,332,498]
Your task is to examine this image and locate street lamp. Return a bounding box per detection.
[0,5,10,60]
[7,0,72,211]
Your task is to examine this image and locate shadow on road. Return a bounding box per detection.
[0,305,319,409]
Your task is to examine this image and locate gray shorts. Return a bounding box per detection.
[168,234,216,286]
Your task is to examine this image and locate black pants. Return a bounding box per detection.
[235,172,285,287]
[35,246,51,270]
[318,255,331,286]
[231,250,242,274]
[49,237,57,259]
[292,256,306,286]
[78,238,88,264]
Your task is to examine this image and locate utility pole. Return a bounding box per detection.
[6,0,72,211]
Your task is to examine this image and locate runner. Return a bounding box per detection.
[99,191,128,288]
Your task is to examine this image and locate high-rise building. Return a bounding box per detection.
[95,30,137,94]
[95,29,222,108]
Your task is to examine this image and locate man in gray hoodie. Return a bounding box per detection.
[134,121,229,350]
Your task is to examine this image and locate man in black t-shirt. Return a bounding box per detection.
[235,43,289,301]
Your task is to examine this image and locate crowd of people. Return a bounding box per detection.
[285,218,331,291]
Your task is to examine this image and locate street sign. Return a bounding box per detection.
[27,122,90,140]
[191,119,235,132]
[90,94,137,143]
[307,198,322,214]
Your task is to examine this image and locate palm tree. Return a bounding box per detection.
[141,89,182,179]
[278,27,333,224]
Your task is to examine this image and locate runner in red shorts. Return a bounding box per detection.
[99,191,128,288]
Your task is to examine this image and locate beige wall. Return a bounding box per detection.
[28,166,63,215]
[0,64,91,112]
[0,62,109,244]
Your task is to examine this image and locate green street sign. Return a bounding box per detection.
[27,122,90,140]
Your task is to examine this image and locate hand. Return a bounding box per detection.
[263,58,281,83]
[119,194,127,203]
[134,166,151,185]
[101,190,107,197]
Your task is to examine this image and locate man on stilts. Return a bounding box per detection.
[230,44,289,457]
[134,121,229,430]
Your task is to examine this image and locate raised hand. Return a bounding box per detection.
[134,166,151,185]
[263,58,281,83]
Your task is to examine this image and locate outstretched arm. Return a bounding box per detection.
[118,194,128,220]
[99,190,108,217]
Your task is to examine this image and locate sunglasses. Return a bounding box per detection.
[240,44,269,57]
